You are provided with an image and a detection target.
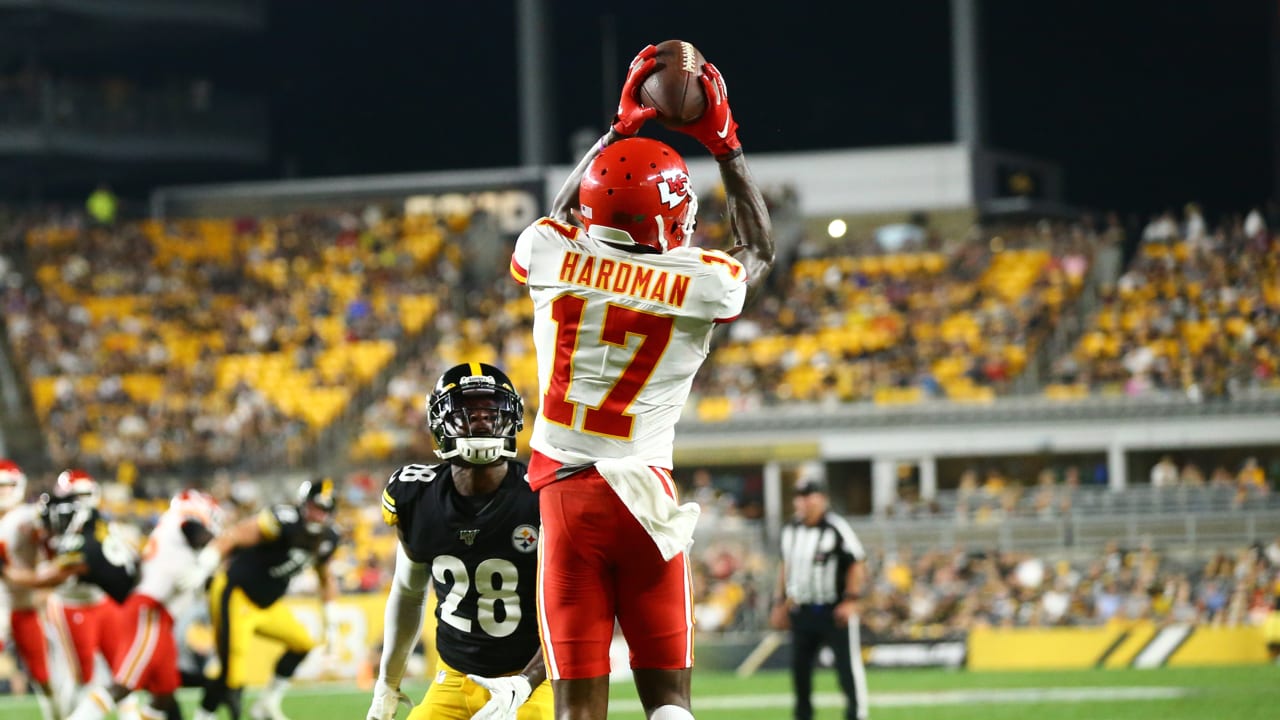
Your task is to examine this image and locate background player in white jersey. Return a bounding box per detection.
[65,489,224,720]
[0,459,62,720]
[368,362,550,720]
[509,44,774,720]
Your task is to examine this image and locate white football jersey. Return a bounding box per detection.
[0,504,46,611]
[511,217,747,472]
[134,510,203,617]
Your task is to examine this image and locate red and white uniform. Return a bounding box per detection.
[0,504,51,685]
[110,507,209,695]
[511,217,746,679]
[49,547,121,685]
[512,217,746,474]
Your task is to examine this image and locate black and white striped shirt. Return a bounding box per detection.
[780,513,866,605]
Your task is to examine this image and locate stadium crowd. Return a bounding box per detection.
[858,538,1280,641]
[0,207,451,476]
[1052,204,1280,400]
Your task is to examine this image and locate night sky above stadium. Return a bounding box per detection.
[247,0,1275,216]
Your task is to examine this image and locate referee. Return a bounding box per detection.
[771,477,868,720]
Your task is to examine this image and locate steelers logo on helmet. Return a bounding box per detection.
[428,362,524,466]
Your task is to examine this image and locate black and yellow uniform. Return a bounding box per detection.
[50,507,138,604]
[208,504,340,689]
[383,461,551,720]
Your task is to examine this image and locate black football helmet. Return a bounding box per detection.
[427,362,524,466]
[297,477,337,532]
[38,490,84,536]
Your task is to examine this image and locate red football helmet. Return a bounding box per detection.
[55,468,100,509]
[579,137,699,253]
[169,489,224,534]
[0,459,26,511]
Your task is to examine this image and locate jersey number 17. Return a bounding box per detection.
[542,294,674,440]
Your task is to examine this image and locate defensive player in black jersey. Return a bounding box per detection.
[5,490,138,720]
[182,479,341,720]
[7,489,138,604]
[367,362,550,720]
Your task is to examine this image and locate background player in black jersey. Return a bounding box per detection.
[5,489,138,609]
[6,489,138,719]
[182,479,341,720]
[367,362,551,720]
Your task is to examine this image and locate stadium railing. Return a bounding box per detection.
[848,509,1280,557]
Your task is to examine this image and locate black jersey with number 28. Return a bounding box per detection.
[382,461,540,677]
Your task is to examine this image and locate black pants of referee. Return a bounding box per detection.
[789,604,868,720]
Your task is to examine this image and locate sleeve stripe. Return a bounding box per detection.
[510,257,529,285]
[382,489,396,509]
[713,313,741,324]
[258,510,281,541]
[828,514,866,561]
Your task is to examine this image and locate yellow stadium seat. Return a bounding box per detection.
[121,374,165,404]
[696,396,733,422]
[873,387,923,405]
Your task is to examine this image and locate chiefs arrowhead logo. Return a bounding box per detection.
[657,170,691,210]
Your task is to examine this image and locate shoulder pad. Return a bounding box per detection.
[383,464,442,527]
[259,504,300,540]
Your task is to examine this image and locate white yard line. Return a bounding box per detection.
[0,683,1188,712]
[613,686,1190,712]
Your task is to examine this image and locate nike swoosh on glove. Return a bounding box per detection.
[467,674,533,720]
[673,61,741,158]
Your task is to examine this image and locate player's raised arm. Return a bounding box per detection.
[176,512,262,592]
[675,62,775,308]
[367,544,425,720]
[550,45,659,223]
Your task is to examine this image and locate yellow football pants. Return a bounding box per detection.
[410,657,553,720]
[208,572,317,689]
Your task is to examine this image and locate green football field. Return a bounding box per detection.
[2,665,1276,719]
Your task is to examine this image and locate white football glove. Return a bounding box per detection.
[366,678,414,720]
[467,674,533,720]
[175,546,221,593]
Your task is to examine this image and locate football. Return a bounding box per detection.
[638,39,707,128]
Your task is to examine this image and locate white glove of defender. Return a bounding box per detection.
[366,678,414,720]
[175,545,222,593]
[467,674,533,720]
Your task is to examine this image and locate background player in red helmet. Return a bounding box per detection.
[509,44,774,720]
[64,488,224,720]
[5,479,138,717]
[0,459,63,720]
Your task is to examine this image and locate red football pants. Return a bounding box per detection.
[9,608,50,685]
[110,594,179,695]
[536,466,694,680]
[49,594,123,683]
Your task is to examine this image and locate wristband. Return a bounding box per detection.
[715,148,744,163]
